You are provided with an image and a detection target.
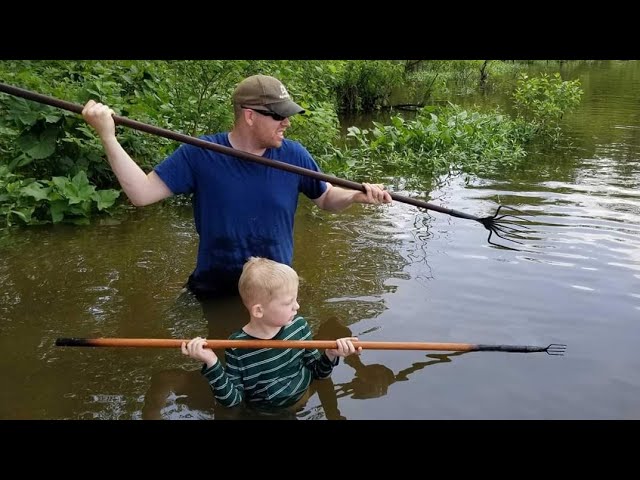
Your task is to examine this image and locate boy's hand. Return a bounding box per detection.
[326,337,362,361]
[181,336,218,368]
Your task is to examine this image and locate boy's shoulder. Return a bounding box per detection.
[227,317,310,342]
[228,328,250,340]
[283,315,311,333]
[289,315,308,326]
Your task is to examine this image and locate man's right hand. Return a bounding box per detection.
[82,100,117,139]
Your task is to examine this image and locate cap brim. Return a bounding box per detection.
[266,100,305,117]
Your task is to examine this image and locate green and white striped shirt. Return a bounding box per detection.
[201,316,338,408]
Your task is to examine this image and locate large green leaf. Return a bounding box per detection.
[43,112,62,123]
[10,206,34,223]
[91,189,120,211]
[20,182,50,201]
[9,98,40,126]
[17,127,58,159]
[49,200,67,223]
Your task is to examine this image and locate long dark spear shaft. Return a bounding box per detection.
[0,81,478,220]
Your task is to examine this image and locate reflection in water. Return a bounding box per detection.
[293,199,432,325]
[302,318,466,418]
[334,352,467,401]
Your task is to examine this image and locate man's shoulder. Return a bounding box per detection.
[200,132,229,145]
[165,132,228,160]
[279,138,307,155]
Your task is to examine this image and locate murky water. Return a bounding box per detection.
[1,61,639,419]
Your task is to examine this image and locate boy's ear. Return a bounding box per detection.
[250,303,263,318]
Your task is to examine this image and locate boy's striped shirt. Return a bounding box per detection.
[201,316,338,408]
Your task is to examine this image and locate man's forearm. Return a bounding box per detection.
[101,136,170,206]
[316,184,360,212]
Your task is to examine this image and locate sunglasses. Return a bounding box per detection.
[242,107,288,122]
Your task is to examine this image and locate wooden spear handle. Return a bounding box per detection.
[55,338,565,354]
[55,337,478,351]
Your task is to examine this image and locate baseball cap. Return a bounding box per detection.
[232,74,305,118]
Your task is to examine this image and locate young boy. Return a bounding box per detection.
[181,257,361,409]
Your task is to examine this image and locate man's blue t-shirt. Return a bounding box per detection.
[154,133,327,296]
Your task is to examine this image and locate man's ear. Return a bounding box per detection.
[250,303,263,318]
[243,108,256,126]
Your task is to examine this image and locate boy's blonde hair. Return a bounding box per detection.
[238,257,299,307]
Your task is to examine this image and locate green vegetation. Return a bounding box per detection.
[0,60,584,227]
[513,73,583,141]
[319,72,582,189]
[0,165,119,226]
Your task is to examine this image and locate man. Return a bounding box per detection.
[82,74,392,299]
